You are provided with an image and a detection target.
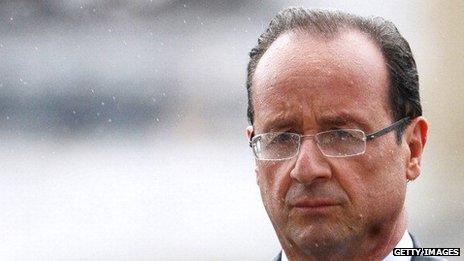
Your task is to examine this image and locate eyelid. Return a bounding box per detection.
[282,129,300,135]
[268,128,297,134]
[327,124,363,131]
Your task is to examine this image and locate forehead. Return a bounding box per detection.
[252,29,391,130]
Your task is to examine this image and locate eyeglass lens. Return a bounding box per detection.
[253,129,366,160]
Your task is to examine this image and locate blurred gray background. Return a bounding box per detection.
[0,0,462,260]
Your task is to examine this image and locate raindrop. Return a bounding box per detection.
[6,116,10,120]
[112,96,116,100]
[101,102,105,106]
[72,110,76,114]
[90,88,95,94]
[183,20,186,24]
[96,112,100,117]
[34,46,39,51]
[9,17,13,21]
[155,118,160,122]
[162,92,166,97]
[108,28,112,33]
[19,78,27,85]
[92,8,96,13]
[108,118,112,122]
[123,40,127,46]
[183,4,187,8]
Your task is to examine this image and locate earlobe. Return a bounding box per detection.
[405,117,428,181]
[246,125,254,141]
[246,126,260,185]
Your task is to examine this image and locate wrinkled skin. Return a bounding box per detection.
[246,29,428,260]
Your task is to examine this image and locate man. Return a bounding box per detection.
[245,8,437,260]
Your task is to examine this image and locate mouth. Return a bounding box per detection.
[291,199,340,214]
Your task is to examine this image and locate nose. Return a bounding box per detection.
[289,137,332,184]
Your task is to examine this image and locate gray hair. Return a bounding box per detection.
[246,7,421,141]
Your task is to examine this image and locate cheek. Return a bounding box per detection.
[366,146,408,191]
[337,148,407,214]
[257,161,294,212]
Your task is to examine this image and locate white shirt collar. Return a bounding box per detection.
[281,230,413,261]
[383,229,413,261]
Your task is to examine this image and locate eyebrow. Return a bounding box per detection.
[257,112,370,134]
[317,113,369,129]
[259,118,299,133]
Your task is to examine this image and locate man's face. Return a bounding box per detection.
[249,30,410,255]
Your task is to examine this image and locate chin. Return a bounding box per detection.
[284,217,362,255]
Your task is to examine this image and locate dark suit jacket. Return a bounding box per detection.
[272,233,447,261]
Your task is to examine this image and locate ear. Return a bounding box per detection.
[246,126,260,185]
[405,116,428,181]
[246,125,254,141]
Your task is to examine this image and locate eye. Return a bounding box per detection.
[333,129,366,144]
[335,130,354,140]
[272,132,294,143]
[317,129,363,145]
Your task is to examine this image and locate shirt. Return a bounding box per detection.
[281,230,413,261]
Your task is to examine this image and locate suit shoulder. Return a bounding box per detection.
[272,251,282,261]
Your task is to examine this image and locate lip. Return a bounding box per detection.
[293,199,338,208]
[291,199,340,214]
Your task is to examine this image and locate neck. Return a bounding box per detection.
[281,208,408,261]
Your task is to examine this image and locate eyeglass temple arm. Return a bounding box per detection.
[366,117,410,141]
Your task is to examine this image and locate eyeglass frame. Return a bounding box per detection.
[249,117,411,160]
